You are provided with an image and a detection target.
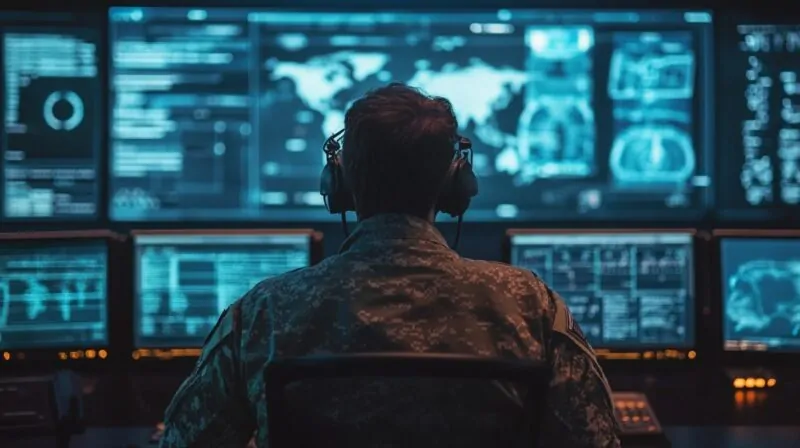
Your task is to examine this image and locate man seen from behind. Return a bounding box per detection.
[160,83,621,447]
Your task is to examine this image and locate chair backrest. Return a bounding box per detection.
[264,353,551,447]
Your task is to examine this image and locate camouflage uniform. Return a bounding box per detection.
[160,214,621,447]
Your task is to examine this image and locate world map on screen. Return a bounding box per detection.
[267,51,528,158]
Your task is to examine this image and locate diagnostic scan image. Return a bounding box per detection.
[722,238,800,351]
[607,32,696,188]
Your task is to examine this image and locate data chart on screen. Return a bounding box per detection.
[108,8,713,221]
[718,23,800,220]
[134,233,312,347]
[721,237,800,352]
[0,240,108,350]
[509,232,695,348]
[2,23,100,219]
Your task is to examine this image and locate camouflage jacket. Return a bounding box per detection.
[160,214,621,447]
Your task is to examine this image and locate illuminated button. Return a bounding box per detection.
[98,350,108,359]
[636,401,645,409]
[733,378,745,388]
[616,401,625,408]
[622,416,630,422]
[755,378,766,388]
[647,425,657,432]
[767,378,777,387]
[58,352,68,360]
[132,351,141,360]
[643,416,651,422]
[85,350,97,359]
[745,378,755,388]
[2,352,10,361]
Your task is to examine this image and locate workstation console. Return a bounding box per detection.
[506,229,702,443]
[718,232,800,355]
[0,231,113,442]
[0,13,101,222]
[716,20,800,223]
[0,231,111,360]
[130,229,320,359]
[506,229,698,360]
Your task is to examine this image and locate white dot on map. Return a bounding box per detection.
[578,29,594,51]
[214,121,226,133]
[239,123,251,136]
[213,143,226,155]
[528,31,548,52]
[377,71,391,82]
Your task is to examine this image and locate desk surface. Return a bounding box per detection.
[3,426,800,448]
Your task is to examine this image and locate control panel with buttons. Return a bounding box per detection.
[613,391,663,435]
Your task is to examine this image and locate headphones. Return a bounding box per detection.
[320,129,479,217]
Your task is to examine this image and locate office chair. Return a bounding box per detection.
[264,353,551,447]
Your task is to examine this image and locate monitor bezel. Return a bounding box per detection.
[503,228,704,362]
[129,228,321,359]
[712,229,800,367]
[0,230,118,364]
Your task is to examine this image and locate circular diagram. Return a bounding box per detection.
[609,125,695,184]
[43,91,84,131]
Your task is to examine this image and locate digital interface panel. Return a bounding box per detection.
[718,23,800,220]
[134,233,312,348]
[0,240,108,350]
[109,8,713,222]
[509,232,695,348]
[721,237,800,352]
[2,21,100,219]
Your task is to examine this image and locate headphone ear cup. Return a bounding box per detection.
[320,155,355,213]
[334,158,355,212]
[320,161,337,197]
[437,159,478,217]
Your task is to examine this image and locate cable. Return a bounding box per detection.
[451,214,463,250]
[340,212,349,237]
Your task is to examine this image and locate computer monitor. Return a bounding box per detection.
[0,233,108,351]
[133,230,317,349]
[1,14,101,220]
[717,21,800,220]
[719,232,800,352]
[507,230,695,353]
[108,8,713,222]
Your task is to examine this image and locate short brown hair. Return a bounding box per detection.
[342,83,458,219]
